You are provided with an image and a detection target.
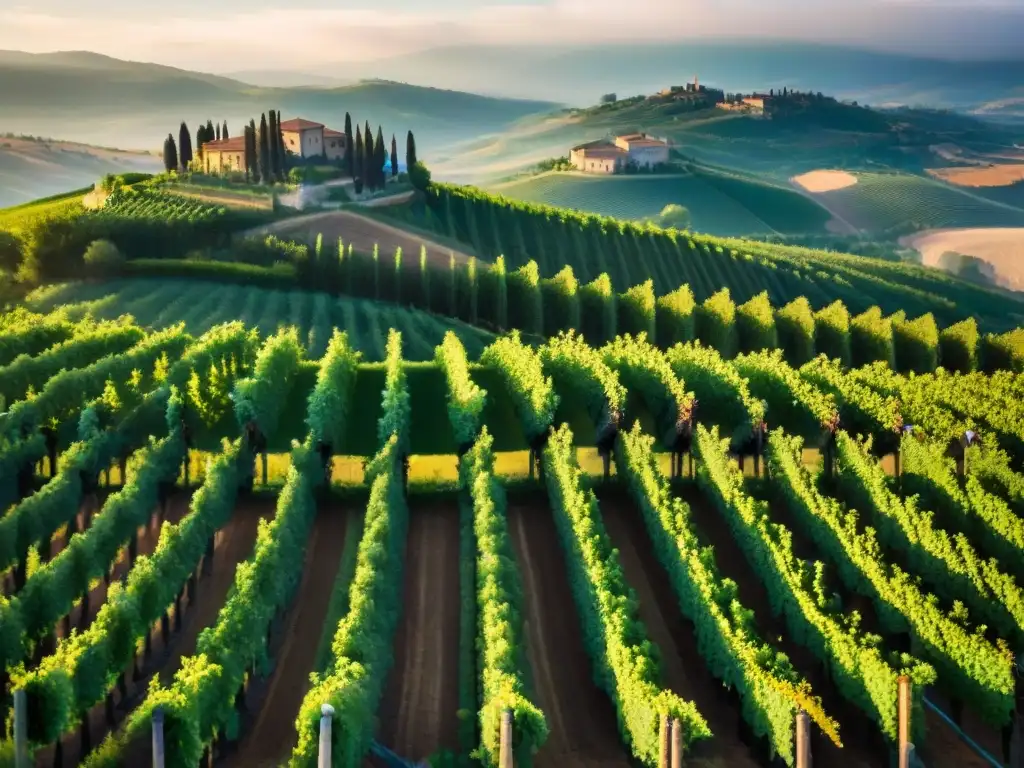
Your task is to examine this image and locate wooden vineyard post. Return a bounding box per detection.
[898,675,912,768]
[152,706,166,768]
[14,688,28,768]
[499,708,513,768]
[795,709,811,768]
[317,703,334,768]
[670,717,683,768]
[659,714,670,768]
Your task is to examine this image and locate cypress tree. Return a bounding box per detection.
[344,112,354,177]
[216,123,222,141]
[178,122,193,171]
[391,134,398,177]
[222,121,229,140]
[258,113,271,185]
[375,126,386,188]
[248,119,259,183]
[267,111,279,178]
[353,126,364,195]
[163,134,178,172]
[206,119,215,142]
[242,125,253,181]
[406,130,417,170]
[278,111,288,178]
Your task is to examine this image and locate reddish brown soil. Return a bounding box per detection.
[377,499,462,761]
[227,504,350,768]
[506,493,630,768]
[36,493,272,767]
[597,489,763,768]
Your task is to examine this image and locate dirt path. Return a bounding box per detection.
[377,499,461,761]
[227,505,350,768]
[506,493,629,768]
[597,489,762,768]
[244,210,473,269]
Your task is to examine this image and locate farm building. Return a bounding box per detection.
[201,117,348,173]
[570,133,670,174]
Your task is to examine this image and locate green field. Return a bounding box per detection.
[0,187,87,233]
[489,169,831,237]
[816,172,1024,233]
[24,278,496,362]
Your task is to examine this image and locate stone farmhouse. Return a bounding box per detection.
[569,133,670,174]
[201,117,348,174]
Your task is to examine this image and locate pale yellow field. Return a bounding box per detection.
[926,165,1024,188]
[791,169,858,193]
[901,227,1024,291]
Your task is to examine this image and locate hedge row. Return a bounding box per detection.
[543,425,709,763]
[460,429,548,764]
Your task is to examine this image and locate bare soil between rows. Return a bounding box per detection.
[507,492,630,768]
[377,498,462,761]
[225,504,350,768]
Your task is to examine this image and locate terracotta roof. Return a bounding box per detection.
[617,133,645,141]
[202,137,246,152]
[279,118,324,132]
[323,128,346,138]
[572,139,619,152]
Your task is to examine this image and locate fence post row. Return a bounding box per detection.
[899,675,912,768]
[795,709,811,768]
[659,714,670,768]
[14,688,28,768]
[152,705,166,768]
[670,716,683,768]
[499,707,514,768]
[318,703,335,768]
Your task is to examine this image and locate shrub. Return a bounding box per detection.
[618,279,656,338]
[775,297,816,366]
[814,300,851,366]
[655,284,695,347]
[409,161,432,192]
[540,265,580,335]
[0,230,24,273]
[736,291,777,353]
[939,318,979,373]
[850,307,894,367]
[83,239,124,275]
[506,260,542,335]
[893,312,939,374]
[579,273,616,345]
[695,288,738,358]
[981,329,1024,373]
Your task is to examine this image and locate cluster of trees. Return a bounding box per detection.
[162,112,289,184]
[351,115,411,195]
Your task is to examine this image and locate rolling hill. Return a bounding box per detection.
[489,167,832,237]
[0,51,558,155]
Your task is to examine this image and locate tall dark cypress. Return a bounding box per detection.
[267,110,279,179]
[276,110,287,179]
[178,122,193,171]
[344,112,354,178]
[216,123,222,141]
[242,125,252,181]
[391,134,398,178]
[375,126,386,189]
[222,121,229,140]
[163,134,178,172]
[354,126,364,195]
[406,130,417,171]
[258,113,271,185]
[249,118,259,183]
[206,119,215,141]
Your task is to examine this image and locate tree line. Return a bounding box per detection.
[163,110,422,193]
[163,111,289,184]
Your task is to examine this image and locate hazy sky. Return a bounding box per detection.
[2,0,1022,71]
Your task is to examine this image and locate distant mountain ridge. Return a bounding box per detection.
[0,51,559,152]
